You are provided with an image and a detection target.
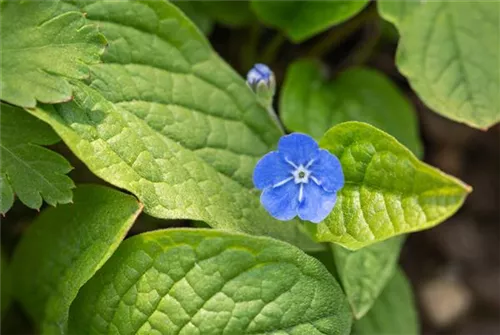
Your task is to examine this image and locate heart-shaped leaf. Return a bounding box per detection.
[0,0,106,107]
[333,236,404,319]
[68,229,352,335]
[251,0,369,42]
[353,268,419,335]
[308,122,471,250]
[379,1,500,129]
[281,60,422,156]
[11,185,142,334]
[0,103,74,213]
[29,0,319,251]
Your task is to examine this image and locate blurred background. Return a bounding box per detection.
[2,2,499,334]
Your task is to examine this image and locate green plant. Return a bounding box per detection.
[2,1,497,334]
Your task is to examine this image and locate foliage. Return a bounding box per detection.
[280,60,422,157]
[0,0,106,107]
[315,122,470,249]
[378,0,500,129]
[353,268,419,335]
[11,185,142,334]
[1,0,494,334]
[69,229,352,335]
[0,103,74,213]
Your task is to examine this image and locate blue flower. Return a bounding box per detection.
[247,63,273,87]
[253,133,344,223]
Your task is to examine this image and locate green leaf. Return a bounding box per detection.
[172,1,214,35]
[11,185,142,334]
[251,0,369,42]
[377,0,422,30]
[188,1,255,27]
[333,236,404,319]
[1,250,11,317]
[0,103,74,213]
[68,229,352,335]
[381,1,500,129]
[310,122,471,250]
[353,268,419,335]
[0,0,106,108]
[29,0,319,251]
[280,60,422,157]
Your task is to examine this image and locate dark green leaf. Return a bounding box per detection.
[353,268,419,335]
[189,1,255,27]
[0,103,74,213]
[172,1,214,35]
[11,185,142,334]
[251,0,369,42]
[333,236,404,318]
[281,60,422,156]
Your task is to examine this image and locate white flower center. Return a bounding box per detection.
[271,159,323,203]
[292,165,310,184]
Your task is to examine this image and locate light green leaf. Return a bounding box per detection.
[1,250,11,317]
[281,60,422,157]
[353,268,419,335]
[68,229,352,335]
[0,103,74,213]
[377,0,422,29]
[0,0,106,108]
[172,1,214,35]
[188,1,255,27]
[382,1,500,129]
[251,0,369,42]
[29,0,319,251]
[11,185,142,335]
[333,236,404,319]
[309,122,471,250]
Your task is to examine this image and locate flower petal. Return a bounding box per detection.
[311,149,344,192]
[298,183,337,223]
[278,133,319,166]
[253,151,292,190]
[260,181,299,221]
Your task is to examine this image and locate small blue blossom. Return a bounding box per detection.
[247,63,273,87]
[253,133,344,223]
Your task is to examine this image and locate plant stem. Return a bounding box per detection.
[307,5,379,58]
[345,19,382,67]
[260,33,286,64]
[240,23,261,71]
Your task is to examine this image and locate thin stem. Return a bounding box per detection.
[306,5,379,58]
[260,33,286,64]
[335,19,382,72]
[240,23,261,71]
[347,20,382,67]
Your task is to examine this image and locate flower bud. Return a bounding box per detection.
[246,63,276,108]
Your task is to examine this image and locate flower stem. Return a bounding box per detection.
[344,19,382,67]
[240,23,262,71]
[306,5,379,58]
[260,32,286,64]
